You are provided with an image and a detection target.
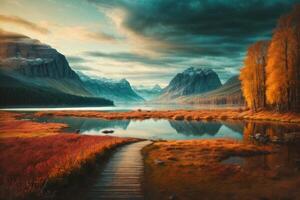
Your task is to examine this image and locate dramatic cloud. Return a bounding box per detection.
[85,30,118,42]
[85,51,185,66]
[0,14,50,34]
[88,0,299,80]
[2,0,299,86]
[0,28,28,40]
[0,28,43,46]
[52,25,118,43]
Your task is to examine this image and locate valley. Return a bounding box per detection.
[1,1,300,200]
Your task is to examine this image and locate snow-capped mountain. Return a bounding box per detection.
[157,67,222,100]
[78,72,144,103]
[133,84,163,100]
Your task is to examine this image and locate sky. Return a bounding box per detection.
[0,0,299,87]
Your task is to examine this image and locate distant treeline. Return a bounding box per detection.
[182,90,244,106]
[240,5,300,113]
[186,93,244,106]
[0,74,113,107]
[0,87,113,107]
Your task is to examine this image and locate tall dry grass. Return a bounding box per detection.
[0,134,135,199]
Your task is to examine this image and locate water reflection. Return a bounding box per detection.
[243,121,300,143]
[34,117,244,140]
[35,117,130,133]
[33,116,300,141]
[169,120,221,136]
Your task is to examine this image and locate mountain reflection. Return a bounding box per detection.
[35,117,130,132]
[34,117,247,139]
[169,120,222,136]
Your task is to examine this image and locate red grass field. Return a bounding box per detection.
[0,112,137,199]
[142,140,300,200]
[0,112,67,138]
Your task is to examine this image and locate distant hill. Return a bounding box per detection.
[0,73,113,107]
[0,30,113,107]
[157,67,222,101]
[79,72,144,103]
[178,75,244,105]
[133,84,163,100]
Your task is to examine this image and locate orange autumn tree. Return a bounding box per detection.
[240,5,300,113]
[266,5,300,112]
[240,41,269,111]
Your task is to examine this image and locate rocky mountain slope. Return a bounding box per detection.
[0,30,112,107]
[0,30,90,96]
[178,75,244,105]
[79,72,144,103]
[133,84,163,100]
[157,67,222,100]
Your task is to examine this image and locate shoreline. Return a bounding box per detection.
[1,111,300,199]
[142,139,300,199]
[0,112,140,200]
[33,109,300,124]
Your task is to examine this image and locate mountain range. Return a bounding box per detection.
[178,75,244,105]
[157,67,222,100]
[0,30,244,107]
[133,84,163,100]
[0,30,112,107]
[78,72,144,103]
[156,67,244,105]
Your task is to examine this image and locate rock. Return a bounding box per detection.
[102,130,114,134]
[252,133,270,144]
[75,129,80,133]
[154,159,165,165]
[254,133,262,140]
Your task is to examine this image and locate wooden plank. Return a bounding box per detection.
[87,141,151,200]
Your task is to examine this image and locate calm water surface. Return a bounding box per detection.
[33,117,243,140]
[33,116,300,141]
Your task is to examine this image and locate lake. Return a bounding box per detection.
[19,113,300,200]
[33,116,300,141]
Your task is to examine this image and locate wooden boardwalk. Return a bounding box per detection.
[87,141,151,200]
